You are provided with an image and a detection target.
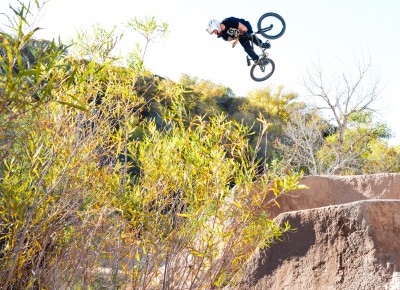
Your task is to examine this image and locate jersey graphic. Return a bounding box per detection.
[227,28,240,38]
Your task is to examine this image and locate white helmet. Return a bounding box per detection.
[206,19,221,34]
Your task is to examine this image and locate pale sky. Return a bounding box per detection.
[1,0,400,144]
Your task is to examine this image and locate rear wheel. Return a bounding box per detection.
[257,12,286,39]
[250,58,275,82]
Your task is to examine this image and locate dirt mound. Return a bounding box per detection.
[265,173,400,218]
[227,174,400,290]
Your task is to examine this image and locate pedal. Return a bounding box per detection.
[246,56,251,66]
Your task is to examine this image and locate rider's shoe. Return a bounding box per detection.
[261,40,271,49]
[255,58,269,65]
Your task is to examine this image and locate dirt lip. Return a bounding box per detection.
[225,174,400,290]
[264,173,400,219]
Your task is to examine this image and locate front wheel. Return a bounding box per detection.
[257,12,286,39]
[250,58,275,82]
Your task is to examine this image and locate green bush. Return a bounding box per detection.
[1,2,304,289]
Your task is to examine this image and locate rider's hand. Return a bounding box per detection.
[232,38,239,48]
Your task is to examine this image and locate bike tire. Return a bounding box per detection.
[257,12,286,39]
[250,58,275,82]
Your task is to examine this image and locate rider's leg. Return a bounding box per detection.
[253,36,270,49]
[239,38,259,62]
[241,21,261,59]
[253,36,262,47]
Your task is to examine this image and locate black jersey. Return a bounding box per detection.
[218,17,248,41]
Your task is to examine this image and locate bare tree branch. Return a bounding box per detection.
[282,54,384,175]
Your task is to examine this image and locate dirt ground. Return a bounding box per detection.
[225,174,400,290]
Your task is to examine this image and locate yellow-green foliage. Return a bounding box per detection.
[245,86,298,121]
[316,112,397,175]
[176,74,233,116]
[116,98,304,288]
[0,2,304,289]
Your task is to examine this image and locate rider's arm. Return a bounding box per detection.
[227,21,248,40]
[231,22,248,47]
[237,22,248,35]
[225,22,248,47]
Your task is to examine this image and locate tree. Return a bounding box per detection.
[236,86,300,162]
[177,74,234,116]
[274,108,331,175]
[303,56,381,173]
[126,16,169,73]
[71,25,122,63]
[276,56,398,175]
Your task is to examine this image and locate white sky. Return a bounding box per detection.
[1,0,400,144]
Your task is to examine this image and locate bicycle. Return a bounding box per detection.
[241,12,286,82]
